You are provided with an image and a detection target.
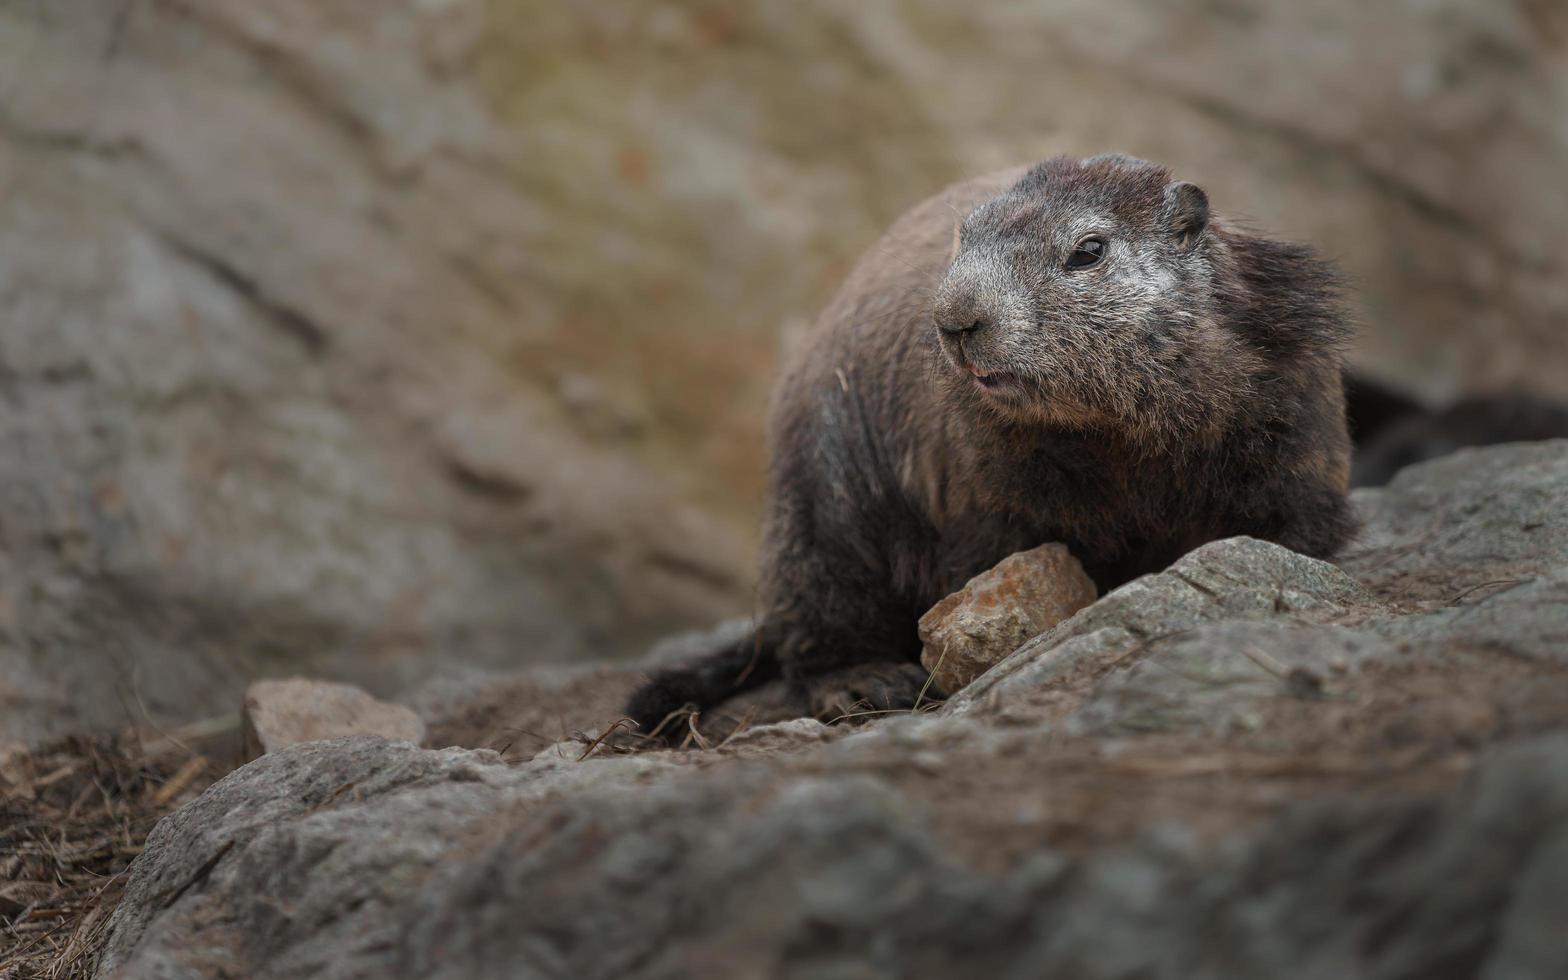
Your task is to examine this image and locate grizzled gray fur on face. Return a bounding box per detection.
[932,154,1261,446]
[627,154,1357,735]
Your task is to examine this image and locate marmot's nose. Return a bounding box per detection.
[938,316,989,338]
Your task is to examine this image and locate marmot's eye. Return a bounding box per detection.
[1065,237,1106,270]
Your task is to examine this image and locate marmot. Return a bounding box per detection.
[627,153,1357,731]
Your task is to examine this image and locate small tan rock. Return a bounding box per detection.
[918,543,1097,693]
[242,678,427,761]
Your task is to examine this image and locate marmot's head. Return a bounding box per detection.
[930,154,1264,446]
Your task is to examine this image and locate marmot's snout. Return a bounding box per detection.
[930,258,990,340]
[930,256,1037,393]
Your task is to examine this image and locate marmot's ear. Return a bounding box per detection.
[1163,181,1209,252]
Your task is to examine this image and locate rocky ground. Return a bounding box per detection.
[73,439,1568,979]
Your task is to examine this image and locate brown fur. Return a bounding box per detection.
[627,155,1357,732]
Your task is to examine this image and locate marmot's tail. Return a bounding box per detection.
[623,630,780,735]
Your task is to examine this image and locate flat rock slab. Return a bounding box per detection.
[98,731,1568,979]
[1343,438,1568,600]
[242,678,427,760]
[919,542,1097,693]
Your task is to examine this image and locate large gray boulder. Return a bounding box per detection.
[97,732,1568,980]
[0,0,754,744]
[1344,439,1568,599]
[98,441,1568,978]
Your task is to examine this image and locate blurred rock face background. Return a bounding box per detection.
[1,0,1564,740]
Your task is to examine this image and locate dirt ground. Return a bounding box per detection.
[1,722,236,978]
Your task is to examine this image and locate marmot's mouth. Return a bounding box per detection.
[965,362,1017,390]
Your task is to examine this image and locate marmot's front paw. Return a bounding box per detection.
[800,662,943,724]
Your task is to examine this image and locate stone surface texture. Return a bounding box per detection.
[98,441,1568,979]
[919,543,1098,693]
[241,678,427,760]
